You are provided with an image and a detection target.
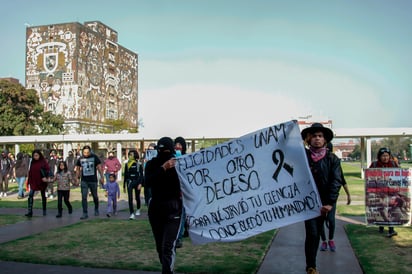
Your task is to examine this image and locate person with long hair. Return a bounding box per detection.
[369,147,400,237]
[123,150,143,220]
[25,149,50,217]
[54,161,76,218]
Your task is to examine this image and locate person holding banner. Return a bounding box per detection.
[145,137,183,274]
[174,136,188,248]
[369,147,400,237]
[143,143,157,206]
[301,123,343,274]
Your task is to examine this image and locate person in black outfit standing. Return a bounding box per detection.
[301,123,343,274]
[145,137,183,274]
[123,150,143,220]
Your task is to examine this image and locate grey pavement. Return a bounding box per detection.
[0,198,365,274]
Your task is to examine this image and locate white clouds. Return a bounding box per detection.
[138,84,312,138]
[137,56,402,139]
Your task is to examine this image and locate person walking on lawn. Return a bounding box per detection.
[54,161,77,218]
[25,150,50,217]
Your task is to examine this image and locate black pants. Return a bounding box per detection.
[28,188,47,211]
[305,215,324,270]
[320,203,336,241]
[57,190,72,214]
[127,182,141,214]
[80,181,99,214]
[148,199,183,274]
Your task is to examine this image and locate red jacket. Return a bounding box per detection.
[369,160,399,168]
[28,159,50,191]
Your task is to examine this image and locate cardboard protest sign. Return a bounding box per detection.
[365,168,411,226]
[175,120,322,244]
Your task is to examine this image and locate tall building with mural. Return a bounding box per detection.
[25,21,138,134]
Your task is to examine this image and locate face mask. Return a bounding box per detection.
[174,150,182,157]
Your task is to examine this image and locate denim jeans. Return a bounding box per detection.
[80,181,99,214]
[16,177,26,197]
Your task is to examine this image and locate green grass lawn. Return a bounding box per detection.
[0,218,274,274]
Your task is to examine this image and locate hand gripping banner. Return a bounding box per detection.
[175,120,322,245]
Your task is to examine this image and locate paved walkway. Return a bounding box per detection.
[0,200,365,274]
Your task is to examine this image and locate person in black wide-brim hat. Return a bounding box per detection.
[301,122,334,144]
[300,123,343,274]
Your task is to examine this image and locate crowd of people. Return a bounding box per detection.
[0,124,408,274]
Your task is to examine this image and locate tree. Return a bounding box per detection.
[0,80,64,136]
[371,137,412,161]
[103,119,138,133]
[348,144,361,160]
[37,111,65,135]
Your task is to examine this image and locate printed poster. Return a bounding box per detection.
[365,168,411,226]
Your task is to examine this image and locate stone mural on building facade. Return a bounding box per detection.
[25,21,138,134]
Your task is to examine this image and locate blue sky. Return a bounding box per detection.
[1,0,411,137]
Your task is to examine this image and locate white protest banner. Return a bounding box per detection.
[175,120,321,245]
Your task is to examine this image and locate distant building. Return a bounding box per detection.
[297,115,333,131]
[0,77,20,84]
[25,21,138,134]
[333,140,358,160]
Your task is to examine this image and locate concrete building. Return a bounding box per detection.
[25,21,138,134]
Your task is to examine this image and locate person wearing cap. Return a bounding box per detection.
[301,123,343,274]
[369,147,400,237]
[145,137,183,274]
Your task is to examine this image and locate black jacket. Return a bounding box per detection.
[305,149,343,205]
[123,161,143,189]
[144,152,181,203]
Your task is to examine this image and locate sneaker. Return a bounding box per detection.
[3,192,7,197]
[106,213,111,217]
[320,241,328,251]
[306,267,319,274]
[379,226,384,233]
[387,231,398,238]
[129,213,135,220]
[0,192,3,197]
[135,209,141,216]
[80,214,88,220]
[94,209,99,216]
[328,240,336,252]
[49,195,53,199]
